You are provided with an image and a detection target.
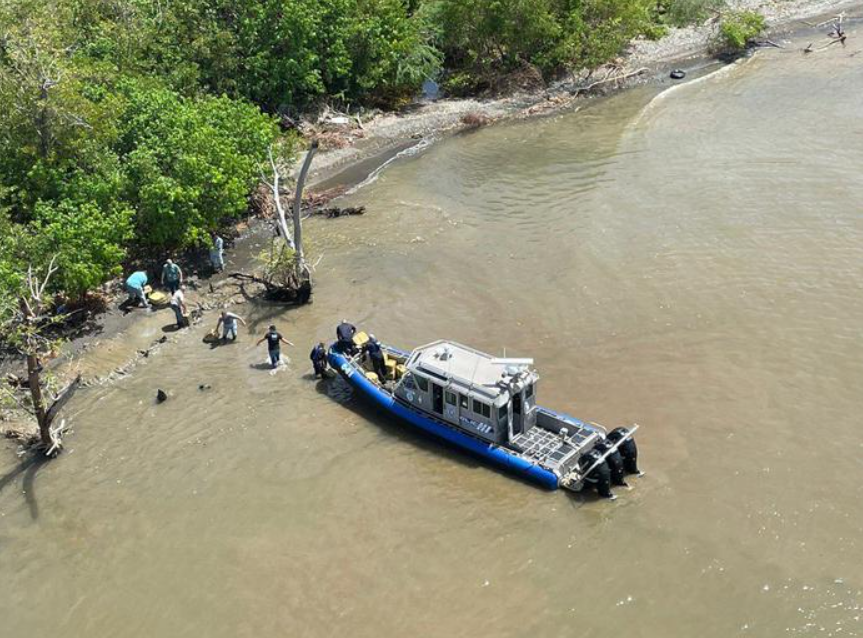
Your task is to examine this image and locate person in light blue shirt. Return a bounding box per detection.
[125,271,149,308]
[210,233,225,272]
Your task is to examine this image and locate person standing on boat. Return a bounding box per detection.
[310,342,328,377]
[161,259,183,294]
[336,320,357,354]
[216,310,246,343]
[364,335,386,382]
[257,325,294,369]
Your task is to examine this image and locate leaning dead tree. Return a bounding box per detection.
[234,141,319,303]
[1,257,81,456]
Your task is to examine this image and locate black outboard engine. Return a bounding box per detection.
[607,427,640,476]
[579,449,614,499]
[595,438,627,487]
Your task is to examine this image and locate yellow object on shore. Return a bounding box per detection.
[148,290,170,306]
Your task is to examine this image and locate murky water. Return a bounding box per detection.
[4,36,863,638]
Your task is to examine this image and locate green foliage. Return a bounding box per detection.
[550,0,657,70]
[27,200,134,297]
[654,0,725,28]
[428,0,660,83]
[136,0,441,109]
[2,0,756,310]
[0,212,26,315]
[117,83,279,249]
[257,241,297,287]
[717,10,766,52]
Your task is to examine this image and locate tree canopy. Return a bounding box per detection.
[0,0,731,302]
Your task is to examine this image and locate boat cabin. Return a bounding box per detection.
[394,341,539,444]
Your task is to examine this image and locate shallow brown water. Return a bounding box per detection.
[3,38,863,638]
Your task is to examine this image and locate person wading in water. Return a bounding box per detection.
[256,325,294,369]
[215,310,246,344]
[310,342,328,378]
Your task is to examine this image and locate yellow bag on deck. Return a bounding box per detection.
[353,331,370,347]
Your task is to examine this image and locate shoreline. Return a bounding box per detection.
[1,0,859,444]
[303,0,861,190]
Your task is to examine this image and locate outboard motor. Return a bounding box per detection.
[579,450,614,500]
[595,438,627,487]
[608,427,640,476]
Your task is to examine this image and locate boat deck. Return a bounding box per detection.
[508,415,600,472]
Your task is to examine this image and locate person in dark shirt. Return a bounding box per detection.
[256,325,294,369]
[336,320,357,354]
[364,334,387,382]
[310,342,328,378]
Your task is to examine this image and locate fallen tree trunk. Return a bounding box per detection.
[229,272,311,303]
[310,205,366,218]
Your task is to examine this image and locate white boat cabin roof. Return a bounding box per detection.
[407,340,537,404]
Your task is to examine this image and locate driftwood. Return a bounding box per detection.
[804,14,848,52]
[570,67,649,96]
[228,272,311,303]
[310,206,366,219]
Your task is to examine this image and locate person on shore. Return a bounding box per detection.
[256,325,294,369]
[310,342,328,378]
[125,271,149,309]
[215,310,246,343]
[170,285,187,329]
[336,320,357,354]
[364,334,386,382]
[161,259,183,294]
[210,233,225,272]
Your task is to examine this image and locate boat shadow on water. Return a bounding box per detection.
[313,375,614,502]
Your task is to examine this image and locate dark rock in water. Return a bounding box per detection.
[156,389,168,403]
[670,69,686,80]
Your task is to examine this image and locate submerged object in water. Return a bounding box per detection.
[329,335,642,499]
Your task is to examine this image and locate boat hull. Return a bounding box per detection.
[329,349,560,490]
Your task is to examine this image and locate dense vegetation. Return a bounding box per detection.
[716,10,767,52]
[0,0,745,308]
